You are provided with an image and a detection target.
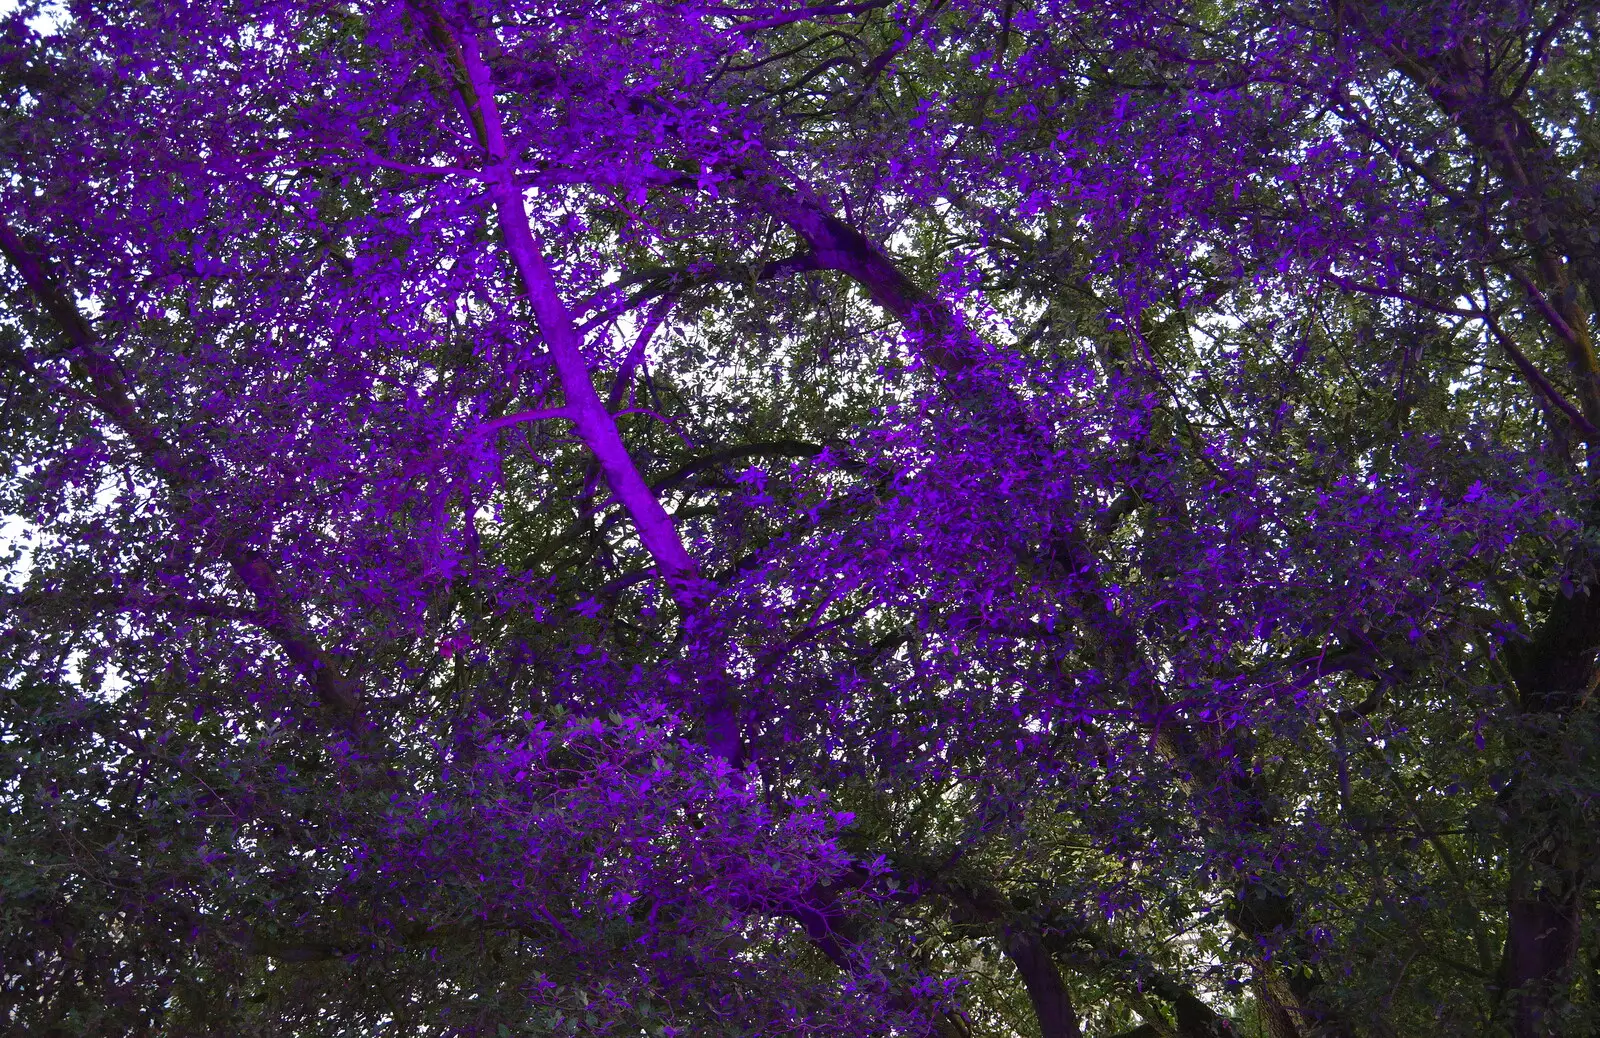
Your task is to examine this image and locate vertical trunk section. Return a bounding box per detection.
[1501,584,1595,1037]
[1501,859,1584,1038]
[1003,927,1084,1038]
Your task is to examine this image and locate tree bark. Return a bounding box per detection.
[1003,926,1084,1038]
[1498,583,1596,1036]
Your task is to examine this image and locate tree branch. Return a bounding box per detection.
[437,13,741,764]
[0,218,366,728]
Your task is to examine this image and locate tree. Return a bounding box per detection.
[1,1,1596,1036]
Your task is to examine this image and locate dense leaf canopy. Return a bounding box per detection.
[1,1,1597,1036]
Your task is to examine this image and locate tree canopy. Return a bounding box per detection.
[1,1,1597,1036]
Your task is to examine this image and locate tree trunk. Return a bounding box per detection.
[1496,752,1587,1037]
[1501,861,1584,1038]
[1499,585,1597,1036]
[1003,927,1083,1038]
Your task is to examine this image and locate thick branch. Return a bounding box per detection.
[1005,927,1085,1038]
[945,883,1083,1038]
[439,16,739,763]
[449,30,704,610]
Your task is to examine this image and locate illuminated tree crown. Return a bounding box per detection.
[1,2,1596,1036]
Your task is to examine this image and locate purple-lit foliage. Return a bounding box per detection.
[1,1,1596,1036]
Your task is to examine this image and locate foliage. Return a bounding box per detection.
[1,1,1597,1036]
